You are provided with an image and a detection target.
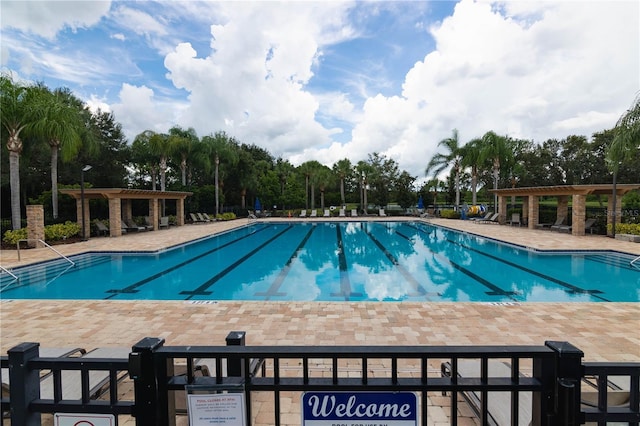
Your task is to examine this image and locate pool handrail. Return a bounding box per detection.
[0,266,18,281]
[17,239,75,266]
[632,255,640,270]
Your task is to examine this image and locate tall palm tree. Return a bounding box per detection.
[131,130,160,189]
[426,129,463,210]
[1,73,49,229]
[355,160,373,213]
[332,158,352,207]
[298,161,321,210]
[607,93,640,171]
[39,86,84,219]
[314,167,333,211]
[169,126,199,186]
[202,131,238,215]
[460,137,483,206]
[480,131,512,212]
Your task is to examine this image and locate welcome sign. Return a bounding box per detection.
[302,392,418,426]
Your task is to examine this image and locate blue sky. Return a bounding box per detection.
[1,1,638,182]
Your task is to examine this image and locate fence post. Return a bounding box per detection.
[546,341,584,426]
[226,331,246,377]
[8,342,41,426]
[130,337,165,426]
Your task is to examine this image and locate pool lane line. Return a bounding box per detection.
[411,223,610,301]
[180,224,294,298]
[104,224,272,298]
[254,226,316,299]
[395,227,518,300]
[364,226,429,298]
[330,223,362,300]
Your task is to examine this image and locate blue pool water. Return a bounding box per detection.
[1,222,638,302]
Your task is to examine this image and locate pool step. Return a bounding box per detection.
[586,253,638,271]
[0,255,109,291]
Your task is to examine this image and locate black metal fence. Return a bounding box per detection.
[2,334,639,426]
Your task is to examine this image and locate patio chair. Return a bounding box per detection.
[159,216,170,229]
[143,216,155,231]
[339,208,346,217]
[202,213,214,222]
[441,359,532,426]
[310,209,317,218]
[476,212,499,224]
[351,209,358,217]
[379,209,387,217]
[507,213,522,227]
[39,347,130,401]
[323,209,330,217]
[94,221,109,236]
[190,213,204,224]
[124,218,146,232]
[546,216,567,231]
[556,218,597,234]
[2,347,87,405]
[469,211,493,222]
[299,210,307,218]
[197,213,210,222]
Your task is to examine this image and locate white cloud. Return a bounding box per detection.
[0,0,111,39]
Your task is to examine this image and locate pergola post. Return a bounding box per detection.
[571,194,586,236]
[108,198,122,237]
[522,197,529,226]
[607,194,622,237]
[149,199,159,231]
[528,196,539,229]
[177,199,185,226]
[122,199,133,223]
[498,196,507,224]
[74,198,91,239]
[557,196,569,224]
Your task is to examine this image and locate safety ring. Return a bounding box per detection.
[330,206,336,211]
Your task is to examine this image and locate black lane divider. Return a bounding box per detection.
[180,225,294,298]
[411,223,610,301]
[365,228,428,298]
[331,223,362,300]
[104,224,271,298]
[396,228,517,299]
[255,226,316,299]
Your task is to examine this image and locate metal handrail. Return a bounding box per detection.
[16,239,75,266]
[632,255,640,270]
[0,266,18,281]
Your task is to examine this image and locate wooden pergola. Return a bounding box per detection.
[489,184,640,236]
[60,188,192,238]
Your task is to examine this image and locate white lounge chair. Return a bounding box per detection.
[323,209,330,217]
[299,210,307,218]
[339,209,346,217]
[379,209,387,217]
[351,209,358,217]
[310,209,317,217]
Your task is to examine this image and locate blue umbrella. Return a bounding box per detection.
[254,197,262,211]
[417,195,424,209]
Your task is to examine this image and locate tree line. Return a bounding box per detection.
[2,73,639,231]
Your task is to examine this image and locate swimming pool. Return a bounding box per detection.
[1,221,638,302]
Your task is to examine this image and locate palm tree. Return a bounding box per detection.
[355,161,373,214]
[480,131,512,212]
[131,130,160,189]
[460,137,483,206]
[426,129,463,211]
[38,86,84,219]
[332,158,352,207]
[1,73,49,229]
[298,161,321,210]
[169,126,199,186]
[202,131,238,215]
[314,167,333,211]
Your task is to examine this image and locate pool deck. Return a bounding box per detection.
[1,216,639,424]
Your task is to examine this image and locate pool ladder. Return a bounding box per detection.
[0,266,18,282]
[16,239,75,265]
[632,255,640,270]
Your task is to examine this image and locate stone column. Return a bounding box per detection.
[177,199,185,226]
[498,196,507,224]
[122,199,133,223]
[522,197,529,226]
[108,198,122,237]
[571,194,586,236]
[557,196,569,224]
[149,199,159,231]
[26,205,44,248]
[607,194,622,236]
[528,196,539,229]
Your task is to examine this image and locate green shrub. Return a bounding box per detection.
[3,228,28,245]
[607,223,640,235]
[44,221,81,241]
[439,209,461,219]
[217,212,236,221]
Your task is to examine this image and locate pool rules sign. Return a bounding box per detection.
[302,392,418,426]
